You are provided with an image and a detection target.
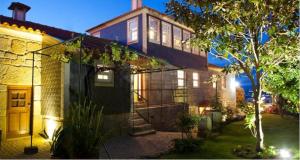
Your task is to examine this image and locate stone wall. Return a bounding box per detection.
[0,26,43,140]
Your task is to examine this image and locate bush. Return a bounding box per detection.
[233,145,257,158]
[233,145,278,159]
[257,146,277,159]
[50,99,107,158]
[176,112,198,139]
[173,138,202,153]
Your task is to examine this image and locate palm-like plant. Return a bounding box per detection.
[51,99,106,158]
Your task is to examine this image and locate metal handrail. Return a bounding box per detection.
[131,90,151,124]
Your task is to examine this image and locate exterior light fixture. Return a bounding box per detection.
[279,149,291,159]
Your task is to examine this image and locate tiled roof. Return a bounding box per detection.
[0,15,79,40]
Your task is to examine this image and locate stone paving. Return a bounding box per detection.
[99,131,182,159]
[0,132,181,159]
[0,135,51,159]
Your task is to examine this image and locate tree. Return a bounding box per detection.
[264,60,300,114]
[166,0,299,151]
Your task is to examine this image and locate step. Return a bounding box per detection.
[129,118,146,126]
[132,124,153,132]
[129,129,156,136]
[129,112,140,119]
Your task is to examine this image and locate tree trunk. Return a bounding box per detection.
[254,88,264,152]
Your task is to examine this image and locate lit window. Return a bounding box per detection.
[149,16,160,43]
[177,70,185,87]
[212,74,217,88]
[162,22,171,47]
[127,17,138,43]
[95,64,114,87]
[183,31,191,52]
[173,26,182,50]
[192,72,199,88]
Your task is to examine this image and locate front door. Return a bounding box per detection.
[7,86,31,137]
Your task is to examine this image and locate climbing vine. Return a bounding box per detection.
[44,37,165,72]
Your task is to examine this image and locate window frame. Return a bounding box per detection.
[183,30,191,53]
[192,72,199,88]
[148,16,161,44]
[95,64,114,87]
[161,21,172,47]
[127,17,139,44]
[173,26,182,50]
[177,70,185,88]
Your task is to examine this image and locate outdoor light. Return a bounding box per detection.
[230,79,240,90]
[46,118,57,139]
[279,149,291,159]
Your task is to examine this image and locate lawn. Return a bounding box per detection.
[162,114,299,159]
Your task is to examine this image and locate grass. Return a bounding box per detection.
[161,114,299,159]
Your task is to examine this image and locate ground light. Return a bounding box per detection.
[279,148,291,159]
[46,118,57,140]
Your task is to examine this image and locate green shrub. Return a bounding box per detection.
[176,112,198,139]
[257,146,277,159]
[233,145,256,158]
[233,145,278,159]
[173,138,202,153]
[50,99,107,158]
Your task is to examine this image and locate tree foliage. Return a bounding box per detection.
[166,0,299,151]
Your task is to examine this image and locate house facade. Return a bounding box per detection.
[86,1,236,132]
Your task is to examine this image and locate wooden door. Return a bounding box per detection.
[7,86,31,137]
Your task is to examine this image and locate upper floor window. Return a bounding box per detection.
[148,16,160,44]
[177,70,185,87]
[127,17,138,43]
[183,31,191,52]
[173,26,182,50]
[192,72,199,88]
[212,74,217,88]
[162,22,172,47]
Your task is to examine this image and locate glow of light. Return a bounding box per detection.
[149,30,155,40]
[230,79,240,90]
[46,118,57,140]
[279,149,291,158]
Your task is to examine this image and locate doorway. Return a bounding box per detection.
[7,86,31,138]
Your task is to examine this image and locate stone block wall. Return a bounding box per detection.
[0,26,43,140]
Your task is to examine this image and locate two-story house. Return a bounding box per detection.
[86,0,236,134]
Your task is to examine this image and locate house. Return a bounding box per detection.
[0,1,236,140]
[86,0,236,133]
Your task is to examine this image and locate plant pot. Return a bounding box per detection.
[198,116,212,137]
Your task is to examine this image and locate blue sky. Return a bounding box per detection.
[0,0,253,96]
[0,0,169,33]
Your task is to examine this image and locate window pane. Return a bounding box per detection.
[183,31,191,52]
[177,70,184,79]
[162,22,171,47]
[128,18,138,42]
[178,79,184,87]
[193,72,199,80]
[173,26,182,49]
[149,16,160,43]
[193,81,199,87]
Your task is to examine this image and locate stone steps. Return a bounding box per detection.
[129,112,156,137]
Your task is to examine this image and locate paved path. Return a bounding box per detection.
[0,132,181,159]
[0,136,51,159]
[99,131,182,159]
